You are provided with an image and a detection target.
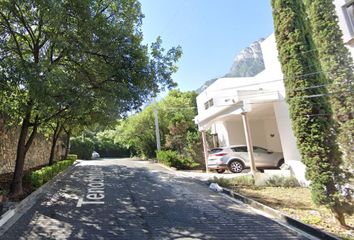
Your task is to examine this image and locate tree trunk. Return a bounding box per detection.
[48,122,62,165]
[10,112,38,197]
[331,207,349,229]
[63,129,71,160]
[48,137,58,165]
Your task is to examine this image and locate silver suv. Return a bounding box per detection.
[208,145,284,173]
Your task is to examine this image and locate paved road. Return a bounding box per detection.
[1,158,309,240]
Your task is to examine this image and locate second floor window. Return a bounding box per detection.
[204,98,214,110]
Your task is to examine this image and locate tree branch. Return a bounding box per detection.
[25,115,39,153]
[13,3,36,47]
[0,12,25,61]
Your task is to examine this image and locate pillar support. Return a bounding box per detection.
[201,130,209,173]
[241,112,258,175]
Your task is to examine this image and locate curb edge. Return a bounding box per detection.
[0,162,78,236]
[221,187,341,240]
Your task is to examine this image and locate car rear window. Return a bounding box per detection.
[231,147,248,152]
[209,148,223,154]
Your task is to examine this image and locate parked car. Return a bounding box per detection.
[208,145,284,173]
[92,151,100,159]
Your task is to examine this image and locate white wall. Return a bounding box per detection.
[214,122,230,147]
[334,0,354,44]
[273,101,308,184]
[264,119,282,152]
[224,120,245,146]
[218,118,282,153]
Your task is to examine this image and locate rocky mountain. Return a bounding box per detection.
[196,38,265,93]
[225,38,265,78]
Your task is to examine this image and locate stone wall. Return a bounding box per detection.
[0,119,64,175]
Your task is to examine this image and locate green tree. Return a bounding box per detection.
[0,0,181,197]
[160,90,198,154]
[115,106,157,158]
[304,0,354,182]
[114,90,201,159]
[271,0,352,227]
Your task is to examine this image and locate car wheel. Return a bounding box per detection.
[277,159,284,168]
[216,169,225,174]
[228,160,244,173]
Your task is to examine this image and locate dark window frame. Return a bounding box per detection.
[204,98,214,110]
[343,0,354,36]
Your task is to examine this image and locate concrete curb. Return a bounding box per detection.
[221,187,340,240]
[0,162,78,236]
[156,162,178,172]
[154,162,339,239]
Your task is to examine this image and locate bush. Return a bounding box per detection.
[25,159,75,189]
[211,176,255,188]
[156,150,199,170]
[265,176,300,188]
[94,140,130,158]
[70,137,94,160]
[67,154,77,161]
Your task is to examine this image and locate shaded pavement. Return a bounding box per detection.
[1,158,309,240]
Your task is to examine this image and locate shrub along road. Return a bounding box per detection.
[1,158,310,239]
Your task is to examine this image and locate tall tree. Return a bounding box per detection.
[0,0,181,197]
[271,0,352,227]
[304,0,354,180]
[114,90,199,158]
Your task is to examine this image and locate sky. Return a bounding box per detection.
[139,0,275,92]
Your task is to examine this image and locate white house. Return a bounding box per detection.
[195,0,354,183]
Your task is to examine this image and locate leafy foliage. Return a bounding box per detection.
[271,0,352,226]
[24,159,75,189]
[156,150,199,170]
[265,176,300,188]
[211,176,255,188]
[70,137,94,160]
[94,130,130,157]
[66,154,77,162]
[114,90,203,163]
[304,0,354,180]
[0,0,181,196]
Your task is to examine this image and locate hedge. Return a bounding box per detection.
[24,159,76,189]
[94,140,130,158]
[156,150,199,170]
[67,154,78,161]
[70,137,94,160]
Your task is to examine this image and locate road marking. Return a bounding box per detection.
[76,198,104,207]
[0,209,15,227]
[76,166,105,207]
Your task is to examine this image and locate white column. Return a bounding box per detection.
[241,112,258,175]
[201,130,209,173]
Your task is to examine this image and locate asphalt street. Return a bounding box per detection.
[1,158,309,240]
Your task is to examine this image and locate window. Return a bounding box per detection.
[344,0,354,35]
[209,148,223,154]
[253,146,269,154]
[232,146,248,152]
[204,98,214,110]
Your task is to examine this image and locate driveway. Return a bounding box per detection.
[1,158,309,239]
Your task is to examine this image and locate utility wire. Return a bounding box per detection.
[208,69,353,93]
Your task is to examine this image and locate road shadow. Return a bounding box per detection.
[1,162,308,240]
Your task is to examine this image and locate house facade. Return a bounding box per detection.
[195,0,354,183]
